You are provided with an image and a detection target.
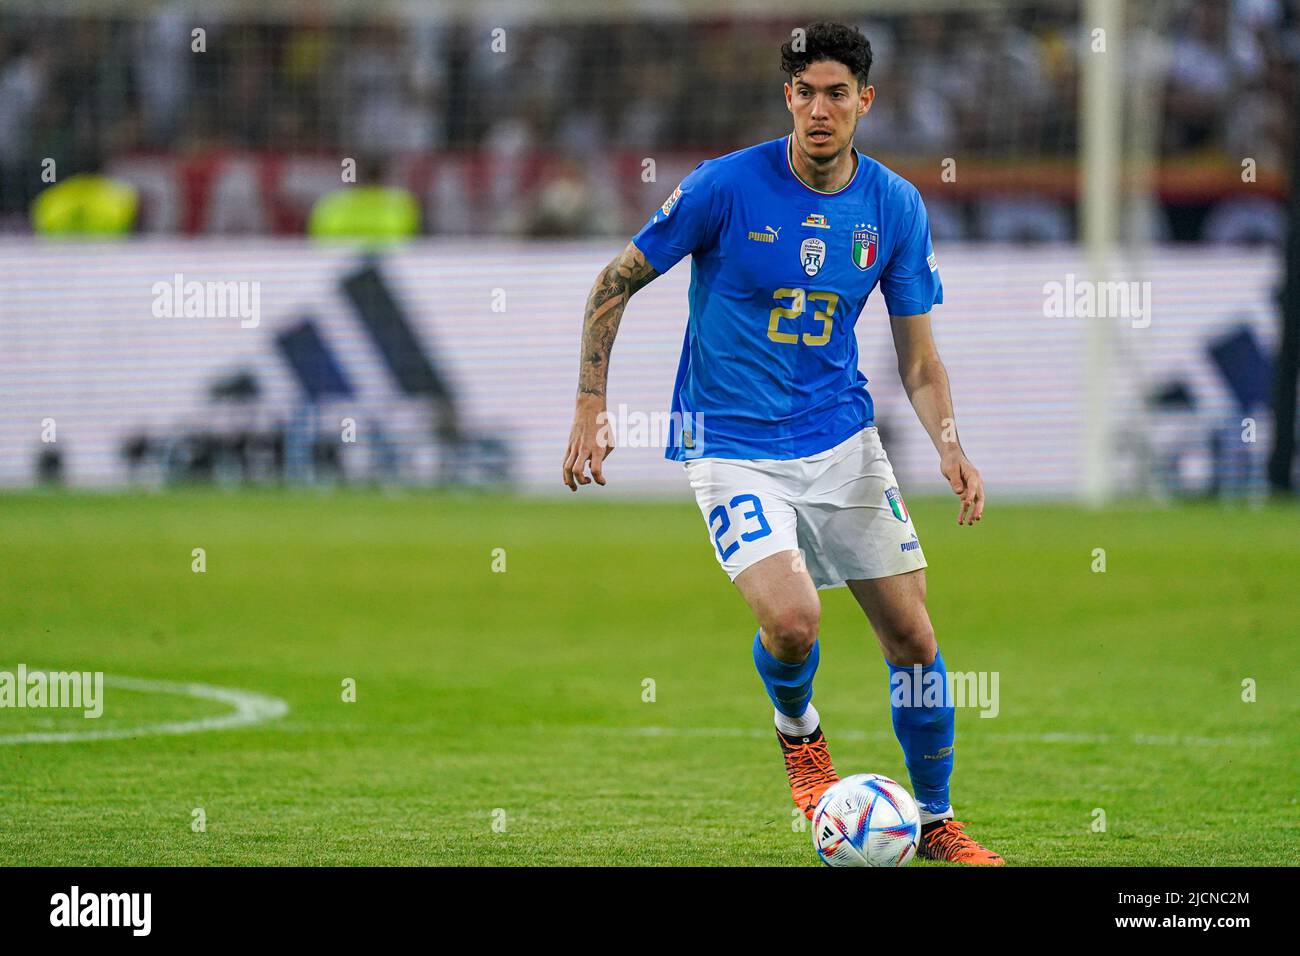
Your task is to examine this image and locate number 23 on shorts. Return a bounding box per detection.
[709,493,772,560]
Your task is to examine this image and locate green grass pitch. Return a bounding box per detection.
[0,490,1296,866]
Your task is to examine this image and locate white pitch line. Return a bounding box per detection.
[0,674,289,745]
[553,724,1273,748]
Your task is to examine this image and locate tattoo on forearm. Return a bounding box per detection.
[577,243,658,398]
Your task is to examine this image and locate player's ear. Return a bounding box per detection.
[858,84,874,117]
[784,81,793,113]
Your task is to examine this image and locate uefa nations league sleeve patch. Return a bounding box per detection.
[661,185,683,217]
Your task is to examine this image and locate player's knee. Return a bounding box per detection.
[886,620,937,666]
[765,605,821,660]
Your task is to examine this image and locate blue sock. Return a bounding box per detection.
[752,630,820,719]
[887,650,955,815]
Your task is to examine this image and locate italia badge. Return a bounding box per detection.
[852,224,879,270]
[800,237,826,276]
[884,486,909,522]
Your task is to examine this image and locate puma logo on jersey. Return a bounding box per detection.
[748,226,781,244]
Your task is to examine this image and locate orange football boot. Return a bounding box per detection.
[777,726,839,820]
[918,819,1005,865]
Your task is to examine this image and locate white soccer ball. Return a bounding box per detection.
[811,773,921,867]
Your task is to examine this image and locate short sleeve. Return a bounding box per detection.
[880,189,943,317]
[630,163,722,274]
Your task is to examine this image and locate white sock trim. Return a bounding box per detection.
[774,702,820,738]
[918,806,954,826]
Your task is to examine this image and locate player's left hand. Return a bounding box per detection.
[940,451,984,526]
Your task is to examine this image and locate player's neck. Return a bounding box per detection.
[788,135,858,193]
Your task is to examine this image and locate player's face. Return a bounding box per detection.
[784,60,873,161]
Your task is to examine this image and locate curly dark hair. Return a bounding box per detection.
[779,21,873,88]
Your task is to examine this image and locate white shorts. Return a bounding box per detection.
[683,426,926,590]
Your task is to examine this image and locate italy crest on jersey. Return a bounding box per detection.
[852,225,879,270]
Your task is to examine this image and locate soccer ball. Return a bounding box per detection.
[811,773,921,867]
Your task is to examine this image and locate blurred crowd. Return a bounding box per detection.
[0,0,1295,236]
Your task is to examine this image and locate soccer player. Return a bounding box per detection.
[562,21,1003,865]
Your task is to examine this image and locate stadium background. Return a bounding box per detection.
[1,0,1297,867]
[1,0,1295,498]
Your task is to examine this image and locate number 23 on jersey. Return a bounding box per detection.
[767,288,840,346]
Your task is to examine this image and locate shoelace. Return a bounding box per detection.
[924,821,974,856]
[787,741,837,784]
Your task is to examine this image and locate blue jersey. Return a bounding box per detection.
[632,134,942,462]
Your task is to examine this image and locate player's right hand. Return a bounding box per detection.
[940,449,984,525]
[562,397,615,491]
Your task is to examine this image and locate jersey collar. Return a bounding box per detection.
[784,133,861,196]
